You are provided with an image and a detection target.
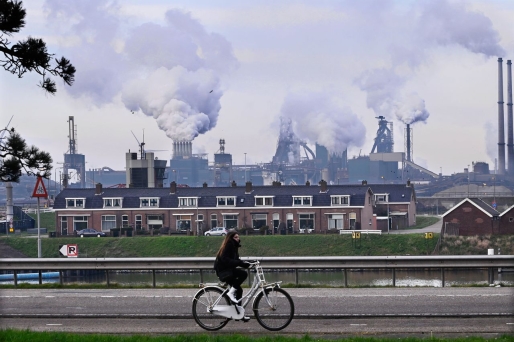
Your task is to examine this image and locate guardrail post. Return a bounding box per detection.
[39,270,42,285]
[199,269,204,284]
[344,269,348,288]
[13,270,18,287]
[441,268,445,287]
[59,271,63,285]
[105,270,110,286]
[392,269,396,287]
[488,267,494,285]
[295,269,299,286]
[152,270,156,288]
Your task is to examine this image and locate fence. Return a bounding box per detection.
[1,255,512,288]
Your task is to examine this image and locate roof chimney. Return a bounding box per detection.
[362,180,367,185]
[203,182,208,188]
[407,179,411,187]
[95,183,102,195]
[272,181,282,187]
[170,181,177,194]
[245,181,252,193]
[319,179,327,192]
[306,181,310,186]
[231,181,237,187]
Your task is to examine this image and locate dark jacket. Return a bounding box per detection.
[215,239,246,275]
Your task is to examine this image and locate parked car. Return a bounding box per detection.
[204,227,228,236]
[76,228,106,238]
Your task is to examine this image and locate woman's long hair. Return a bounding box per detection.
[216,231,238,258]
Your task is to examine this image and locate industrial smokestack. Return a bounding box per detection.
[405,124,412,162]
[498,58,506,175]
[507,60,514,174]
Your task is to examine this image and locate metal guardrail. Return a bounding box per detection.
[1,255,512,287]
[339,230,382,235]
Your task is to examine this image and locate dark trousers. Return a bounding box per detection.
[223,268,247,300]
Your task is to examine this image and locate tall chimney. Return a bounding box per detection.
[507,60,514,173]
[170,181,177,194]
[498,58,506,175]
[95,183,102,195]
[405,124,412,162]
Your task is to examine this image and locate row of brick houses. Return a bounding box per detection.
[442,198,514,235]
[52,181,417,236]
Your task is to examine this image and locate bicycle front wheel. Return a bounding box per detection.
[192,287,230,331]
[253,287,294,331]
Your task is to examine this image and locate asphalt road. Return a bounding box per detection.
[1,287,512,337]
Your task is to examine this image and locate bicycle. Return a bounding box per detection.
[192,260,294,331]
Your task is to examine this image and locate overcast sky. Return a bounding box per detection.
[2,0,514,182]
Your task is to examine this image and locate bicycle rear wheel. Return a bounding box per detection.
[253,287,294,331]
[192,286,230,331]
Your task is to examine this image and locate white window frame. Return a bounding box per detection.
[101,215,116,231]
[331,195,350,206]
[66,198,85,208]
[178,197,198,207]
[103,198,122,208]
[122,215,129,228]
[255,196,274,206]
[374,194,389,203]
[140,197,159,207]
[328,214,344,230]
[216,196,236,207]
[293,196,312,206]
[135,214,142,229]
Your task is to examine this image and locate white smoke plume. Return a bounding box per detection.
[43,0,237,140]
[394,93,430,125]
[280,91,366,154]
[484,121,498,163]
[356,0,505,124]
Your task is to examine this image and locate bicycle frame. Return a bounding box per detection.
[198,261,281,319]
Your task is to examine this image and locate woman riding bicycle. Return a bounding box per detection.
[214,231,250,304]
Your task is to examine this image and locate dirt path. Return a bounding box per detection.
[0,240,28,258]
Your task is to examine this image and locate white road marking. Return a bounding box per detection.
[46,324,62,326]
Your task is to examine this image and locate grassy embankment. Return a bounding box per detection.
[0,330,512,342]
[3,215,514,257]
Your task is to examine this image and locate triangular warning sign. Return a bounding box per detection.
[32,176,48,198]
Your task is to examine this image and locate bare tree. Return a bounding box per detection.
[0,0,75,94]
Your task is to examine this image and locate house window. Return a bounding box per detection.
[217,196,236,206]
[103,198,122,208]
[255,196,274,206]
[374,194,389,203]
[349,213,356,229]
[299,213,314,230]
[331,196,350,206]
[251,213,267,229]
[211,214,217,228]
[66,198,85,208]
[286,213,294,231]
[328,214,344,230]
[101,215,116,231]
[122,215,129,228]
[179,197,197,207]
[140,197,159,207]
[148,214,163,230]
[177,215,192,231]
[135,214,142,229]
[60,216,68,235]
[293,196,312,206]
[223,214,238,229]
[509,217,514,222]
[73,216,88,232]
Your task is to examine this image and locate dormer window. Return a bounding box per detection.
[179,197,197,207]
[255,196,274,206]
[66,198,85,208]
[331,196,349,206]
[293,196,312,206]
[103,198,122,208]
[217,196,236,207]
[140,197,159,207]
[374,194,389,203]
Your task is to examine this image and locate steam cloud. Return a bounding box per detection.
[280,91,366,155]
[43,0,237,141]
[356,0,505,125]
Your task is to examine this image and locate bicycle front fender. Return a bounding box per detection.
[192,285,226,303]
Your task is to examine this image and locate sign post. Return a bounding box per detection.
[32,176,48,258]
